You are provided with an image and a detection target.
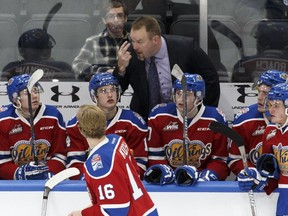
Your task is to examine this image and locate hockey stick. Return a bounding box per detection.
[171,64,188,165]
[208,121,257,216]
[41,167,80,216]
[27,69,44,165]
[43,2,62,32]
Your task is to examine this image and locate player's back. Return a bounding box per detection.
[84,134,158,216]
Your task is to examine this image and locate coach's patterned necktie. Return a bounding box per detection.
[148,56,161,110]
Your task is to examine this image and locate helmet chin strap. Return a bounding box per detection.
[186,98,203,119]
[276,108,288,129]
[14,98,34,118]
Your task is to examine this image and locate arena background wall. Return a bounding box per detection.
[0,82,257,124]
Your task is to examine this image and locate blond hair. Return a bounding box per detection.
[77,105,106,139]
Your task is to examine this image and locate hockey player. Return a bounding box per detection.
[66,72,148,179]
[67,105,158,216]
[229,70,287,177]
[0,74,66,180]
[144,73,229,185]
[237,82,288,215]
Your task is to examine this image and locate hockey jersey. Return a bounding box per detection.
[66,108,148,179]
[262,124,288,186]
[147,103,229,180]
[0,104,67,179]
[82,134,158,216]
[229,103,269,175]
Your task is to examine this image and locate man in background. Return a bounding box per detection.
[72,0,130,81]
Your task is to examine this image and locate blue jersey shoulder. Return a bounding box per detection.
[67,114,77,127]
[0,104,17,119]
[233,104,262,124]
[149,103,177,118]
[85,134,122,178]
[43,104,65,126]
[120,109,147,128]
[203,106,227,123]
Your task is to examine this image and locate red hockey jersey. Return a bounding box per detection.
[82,134,158,216]
[147,103,229,180]
[229,104,269,175]
[0,104,66,179]
[262,124,288,186]
[66,108,148,179]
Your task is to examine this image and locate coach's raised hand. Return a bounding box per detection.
[117,41,132,75]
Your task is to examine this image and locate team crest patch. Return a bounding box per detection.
[234,107,249,119]
[0,106,8,112]
[9,124,23,135]
[252,126,265,136]
[12,139,50,166]
[91,154,103,171]
[133,112,146,125]
[163,121,178,131]
[248,142,262,165]
[266,129,277,141]
[164,139,212,168]
[273,144,288,176]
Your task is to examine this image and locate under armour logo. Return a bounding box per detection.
[234,84,257,103]
[51,86,80,102]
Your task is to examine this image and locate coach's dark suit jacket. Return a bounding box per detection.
[113,34,220,120]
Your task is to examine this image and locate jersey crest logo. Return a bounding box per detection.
[0,106,8,112]
[266,129,277,141]
[9,124,23,135]
[273,143,288,176]
[252,126,265,136]
[11,139,50,166]
[216,108,226,121]
[163,121,178,131]
[248,142,262,165]
[164,139,212,168]
[133,112,146,125]
[234,107,249,119]
[91,154,103,171]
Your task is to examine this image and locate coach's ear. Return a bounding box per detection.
[256,153,279,179]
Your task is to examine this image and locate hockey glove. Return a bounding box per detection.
[237,167,267,192]
[14,161,50,180]
[198,169,219,181]
[144,164,174,185]
[256,153,279,179]
[174,165,199,186]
